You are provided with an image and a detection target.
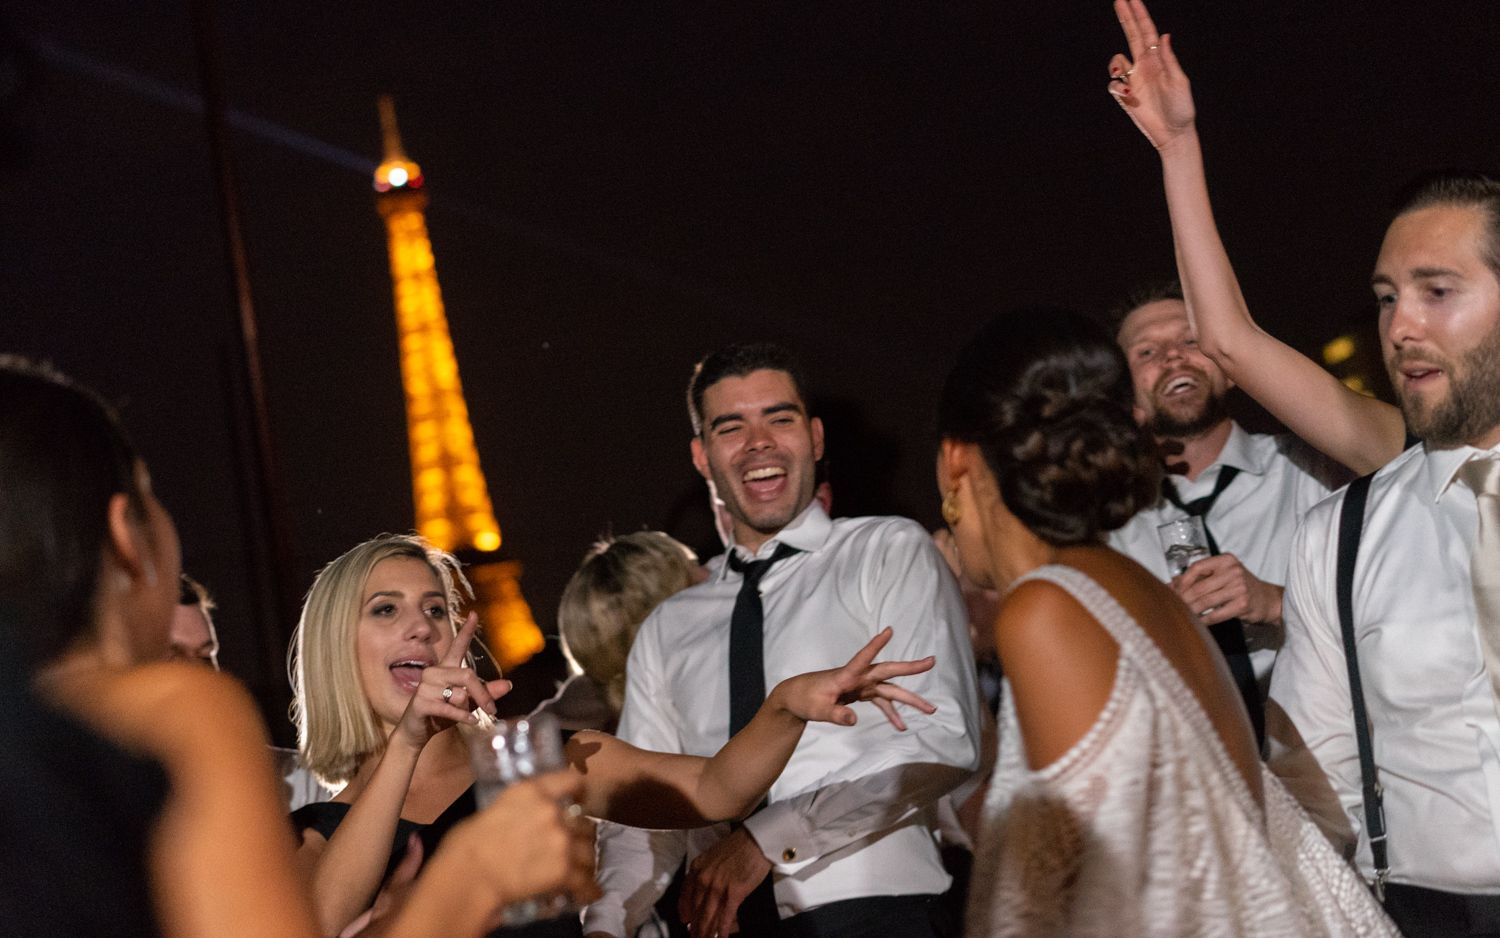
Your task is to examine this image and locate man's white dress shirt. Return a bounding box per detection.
[1109,422,1341,684]
[1270,441,1500,892]
[582,502,981,936]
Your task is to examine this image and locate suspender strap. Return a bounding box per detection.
[1337,472,1387,900]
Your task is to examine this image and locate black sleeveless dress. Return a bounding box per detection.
[292,785,584,938]
[2,667,167,936]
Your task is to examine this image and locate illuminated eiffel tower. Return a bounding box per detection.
[373,96,543,670]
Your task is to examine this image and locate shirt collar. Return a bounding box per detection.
[1214,422,1268,476]
[716,499,831,581]
[1426,440,1500,502]
[1164,421,1264,490]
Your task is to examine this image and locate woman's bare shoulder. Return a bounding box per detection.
[83,664,271,764]
[996,572,1122,769]
[996,576,1114,660]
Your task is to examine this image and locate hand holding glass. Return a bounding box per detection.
[1158,516,1211,577]
[465,713,576,925]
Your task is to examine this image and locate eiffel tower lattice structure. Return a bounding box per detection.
[372,95,543,672]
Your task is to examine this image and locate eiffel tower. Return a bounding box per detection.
[373,96,543,671]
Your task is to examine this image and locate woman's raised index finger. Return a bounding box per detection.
[1131,0,1162,49]
[440,611,480,667]
[1115,0,1145,59]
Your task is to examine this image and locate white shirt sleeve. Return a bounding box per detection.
[583,611,691,937]
[1266,498,1363,855]
[585,823,687,937]
[743,522,981,871]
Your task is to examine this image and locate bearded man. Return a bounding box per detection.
[1270,173,1500,934]
[1107,284,1343,747]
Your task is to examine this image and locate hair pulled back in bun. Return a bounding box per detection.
[938,309,1161,546]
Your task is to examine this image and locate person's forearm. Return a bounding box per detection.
[306,742,421,935]
[690,685,808,821]
[1158,130,1405,473]
[1157,127,1267,365]
[378,832,503,938]
[584,823,686,938]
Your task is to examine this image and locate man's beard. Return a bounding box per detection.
[1392,320,1500,448]
[1147,389,1230,440]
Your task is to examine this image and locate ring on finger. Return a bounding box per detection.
[442,686,455,701]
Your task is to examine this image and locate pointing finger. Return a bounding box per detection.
[865,656,935,682]
[844,627,893,673]
[440,611,480,667]
[1130,0,1162,49]
[1116,0,1145,59]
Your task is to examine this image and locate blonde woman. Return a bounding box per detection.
[553,531,705,728]
[289,533,937,936]
[1,358,595,938]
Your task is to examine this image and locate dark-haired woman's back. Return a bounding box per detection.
[994,546,1261,801]
[966,552,1393,937]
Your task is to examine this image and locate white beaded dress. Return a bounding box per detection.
[965,565,1396,937]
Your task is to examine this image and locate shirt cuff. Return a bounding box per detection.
[581,895,627,938]
[742,802,818,873]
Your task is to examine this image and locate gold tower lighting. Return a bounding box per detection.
[373,96,544,670]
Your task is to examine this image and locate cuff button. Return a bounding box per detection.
[782,847,797,862]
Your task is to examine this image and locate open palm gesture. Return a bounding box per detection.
[772,627,938,732]
[1108,0,1195,151]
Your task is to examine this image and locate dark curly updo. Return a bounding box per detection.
[938,309,1161,546]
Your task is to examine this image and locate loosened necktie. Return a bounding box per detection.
[1162,466,1264,749]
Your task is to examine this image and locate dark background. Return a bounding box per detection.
[1,1,1496,741]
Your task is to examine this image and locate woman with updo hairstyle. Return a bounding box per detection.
[938,314,1393,935]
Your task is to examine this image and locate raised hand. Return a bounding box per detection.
[770,627,937,732]
[1107,0,1195,151]
[391,612,512,753]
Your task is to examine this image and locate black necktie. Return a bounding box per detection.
[1162,466,1265,750]
[724,542,800,935]
[726,542,802,735]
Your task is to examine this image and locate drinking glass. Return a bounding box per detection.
[1157,516,1211,577]
[465,713,574,925]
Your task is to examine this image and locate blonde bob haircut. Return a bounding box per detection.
[558,531,700,716]
[289,533,470,787]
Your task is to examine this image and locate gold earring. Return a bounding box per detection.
[941,489,961,526]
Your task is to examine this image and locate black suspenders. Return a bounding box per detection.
[1336,472,1388,899]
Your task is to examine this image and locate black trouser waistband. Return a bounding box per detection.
[775,893,945,938]
[1383,883,1500,937]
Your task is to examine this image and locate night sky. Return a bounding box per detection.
[2,1,1497,741]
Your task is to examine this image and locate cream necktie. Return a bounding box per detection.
[1459,457,1500,717]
